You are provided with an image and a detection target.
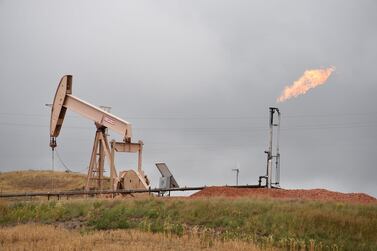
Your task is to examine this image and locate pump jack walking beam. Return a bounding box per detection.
[50,75,132,142]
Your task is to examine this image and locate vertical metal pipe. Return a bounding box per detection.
[266,108,274,188]
[268,159,272,188]
[275,110,281,186]
[232,168,239,186]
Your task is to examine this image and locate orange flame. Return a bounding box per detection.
[277,66,335,102]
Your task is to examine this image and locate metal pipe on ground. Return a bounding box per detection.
[0,185,265,199]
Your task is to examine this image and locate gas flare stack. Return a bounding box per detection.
[259,107,281,188]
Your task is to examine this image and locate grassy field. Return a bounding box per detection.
[0,224,262,251]
[1,171,376,250]
[1,197,376,250]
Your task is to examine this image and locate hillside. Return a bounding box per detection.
[0,170,87,193]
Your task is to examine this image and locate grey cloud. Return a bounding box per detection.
[0,0,376,197]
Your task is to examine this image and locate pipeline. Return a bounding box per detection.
[0,184,265,199]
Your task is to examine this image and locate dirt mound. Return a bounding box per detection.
[191,186,377,204]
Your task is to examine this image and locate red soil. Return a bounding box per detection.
[191,186,377,204]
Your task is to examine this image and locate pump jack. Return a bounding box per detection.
[49,75,150,191]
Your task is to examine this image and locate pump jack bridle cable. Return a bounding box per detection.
[51,147,55,191]
[49,136,57,191]
[55,148,73,173]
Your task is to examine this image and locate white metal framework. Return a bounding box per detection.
[49,75,149,191]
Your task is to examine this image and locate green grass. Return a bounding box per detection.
[0,198,376,250]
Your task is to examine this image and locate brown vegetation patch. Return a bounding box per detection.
[0,170,87,192]
[0,224,262,251]
[191,186,377,204]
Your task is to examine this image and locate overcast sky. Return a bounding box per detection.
[1,0,376,197]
